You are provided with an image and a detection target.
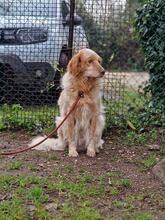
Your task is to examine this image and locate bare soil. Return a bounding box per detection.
[0,129,164,220]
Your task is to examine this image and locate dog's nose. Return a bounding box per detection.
[101,70,105,76]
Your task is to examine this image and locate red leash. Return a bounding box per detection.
[0,92,84,156]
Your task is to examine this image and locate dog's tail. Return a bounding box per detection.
[28,136,65,151]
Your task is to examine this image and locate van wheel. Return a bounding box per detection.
[0,63,17,104]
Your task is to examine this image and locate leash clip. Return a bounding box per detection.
[78,91,84,98]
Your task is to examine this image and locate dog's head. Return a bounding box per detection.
[67,48,105,78]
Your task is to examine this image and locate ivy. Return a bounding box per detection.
[134,0,165,106]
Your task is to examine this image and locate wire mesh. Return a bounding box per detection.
[0,0,162,132]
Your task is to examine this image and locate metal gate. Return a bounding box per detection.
[0,0,149,132]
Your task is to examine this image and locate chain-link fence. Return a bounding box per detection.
[0,0,163,134]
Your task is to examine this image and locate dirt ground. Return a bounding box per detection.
[0,129,164,220]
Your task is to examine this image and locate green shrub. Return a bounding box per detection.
[135,0,165,106]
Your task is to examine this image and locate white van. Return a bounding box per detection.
[0,0,88,103]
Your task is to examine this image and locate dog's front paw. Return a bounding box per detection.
[98,139,104,149]
[87,148,96,157]
[69,149,79,157]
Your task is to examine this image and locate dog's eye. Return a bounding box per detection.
[88,59,93,64]
[98,59,102,64]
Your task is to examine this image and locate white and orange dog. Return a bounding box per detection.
[30,48,105,157]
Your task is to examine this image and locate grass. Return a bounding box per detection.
[110,188,119,196]
[113,200,134,210]
[0,89,147,133]
[7,160,23,170]
[124,90,148,111]
[46,179,103,198]
[141,155,157,170]
[0,175,42,191]
[0,104,58,132]
[160,146,165,155]
[0,87,164,219]
[0,174,104,220]
[106,171,121,177]
[132,212,152,220]
[2,173,161,219]
[0,196,26,220]
[26,186,48,204]
[61,203,101,220]
[126,128,163,146]
[81,175,95,183]
[0,89,163,146]
[0,173,134,219]
[111,178,132,188]
[127,131,147,145]
[0,128,164,220]
[0,175,18,191]
[28,164,38,172]
[52,169,61,177]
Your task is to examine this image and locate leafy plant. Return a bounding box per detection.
[135,0,165,106]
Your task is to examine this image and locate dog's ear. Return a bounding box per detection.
[67,53,82,76]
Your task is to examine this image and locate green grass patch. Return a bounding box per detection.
[46,179,103,198]
[64,165,74,173]
[0,196,26,220]
[0,173,105,219]
[112,194,153,213]
[26,186,48,204]
[80,175,95,183]
[33,204,50,220]
[52,169,61,177]
[106,171,121,177]
[141,155,157,170]
[7,160,23,170]
[127,131,147,145]
[132,212,152,220]
[160,146,165,155]
[0,103,58,132]
[61,203,101,220]
[111,178,131,188]
[124,90,147,111]
[0,175,18,191]
[110,188,119,196]
[0,88,163,135]
[0,175,41,191]
[126,128,162,146]
[28,164,38,172]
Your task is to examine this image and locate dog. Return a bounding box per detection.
[29,48,105,157]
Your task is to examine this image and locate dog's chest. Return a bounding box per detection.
[75,99,97,126]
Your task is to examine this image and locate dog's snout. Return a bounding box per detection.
[101,70,105,76]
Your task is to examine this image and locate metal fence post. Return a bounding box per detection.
[68,0,75,60]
